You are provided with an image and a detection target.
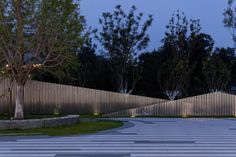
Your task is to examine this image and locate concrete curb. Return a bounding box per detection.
[0,115,80,130]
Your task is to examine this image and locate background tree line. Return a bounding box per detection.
[32,2,236,100]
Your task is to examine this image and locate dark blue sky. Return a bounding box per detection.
[80,0,234,51]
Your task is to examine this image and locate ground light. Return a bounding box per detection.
[93,112,100,116]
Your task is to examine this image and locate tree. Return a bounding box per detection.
[222,0,236,90]
[187,33,214,95]
[76,36,113,91]
[32,52,80,86]
[96,5,153,94]
[159,11,199,99]
[0,0,85,119]
[203,52,231,92]
[77,37,98,87]
[214,47,235,88]
[159,54,191,100]
[223,0,236,46]
[135,50,163,98]
[215,47,235,64]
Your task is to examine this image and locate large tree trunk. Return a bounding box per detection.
[14,83,24,119]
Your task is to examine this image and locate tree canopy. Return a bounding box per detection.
[0,0,85,119]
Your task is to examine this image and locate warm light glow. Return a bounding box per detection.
[5,64,42,69]
[93,112,100,116]
[32,64,42,68]
[182,115,188,118]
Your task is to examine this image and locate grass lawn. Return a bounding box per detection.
[0,120,123,136]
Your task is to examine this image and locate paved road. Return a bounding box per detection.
[1,118,236,157]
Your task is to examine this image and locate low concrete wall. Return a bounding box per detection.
[0,115,80,130]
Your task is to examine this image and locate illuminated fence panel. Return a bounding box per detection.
[0,79,166,115]
[105,92,236,117]
[1,78,235,117]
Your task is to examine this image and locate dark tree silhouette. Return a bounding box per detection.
[96,5,153,94]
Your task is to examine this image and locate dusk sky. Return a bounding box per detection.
[80,0,234,51]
